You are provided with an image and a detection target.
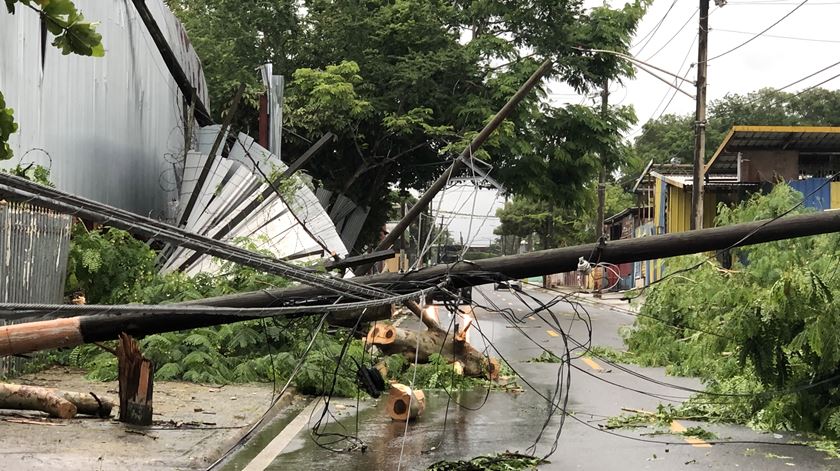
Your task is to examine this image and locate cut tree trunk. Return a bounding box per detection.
[117,333,154,425]
[386,383,425,421]
[0,383,77,418]
[366,306,499,380]
[0,384,115,418]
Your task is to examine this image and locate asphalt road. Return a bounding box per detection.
[239,285,839,470]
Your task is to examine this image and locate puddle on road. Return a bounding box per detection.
[257,387,563,470]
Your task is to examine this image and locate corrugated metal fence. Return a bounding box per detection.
[0,201,72,377]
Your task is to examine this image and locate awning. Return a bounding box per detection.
[704,125,840,175]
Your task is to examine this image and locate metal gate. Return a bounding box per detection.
[0,201,72,376]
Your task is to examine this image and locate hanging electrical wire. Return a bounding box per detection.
[705,0,810,62]
[632,0,679,57]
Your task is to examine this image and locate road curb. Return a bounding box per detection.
[199,389,299,468]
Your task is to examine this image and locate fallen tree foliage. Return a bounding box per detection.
[623,185,840,438]
[427,452,547,470]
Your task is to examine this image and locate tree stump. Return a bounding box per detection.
[386,383,425,421]
[117,333,154,425]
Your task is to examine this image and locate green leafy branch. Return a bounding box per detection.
[0,91,16,160]
[5,0,104,57]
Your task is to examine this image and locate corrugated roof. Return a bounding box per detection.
[705,126,840,175]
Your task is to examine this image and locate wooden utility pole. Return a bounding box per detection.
[399,200,407,271]
[595,78,609,240]
[3,210,840,357]
[692,0,710,230]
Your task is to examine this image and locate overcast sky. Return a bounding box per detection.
[557,0,840,141]
[431,182,505,248]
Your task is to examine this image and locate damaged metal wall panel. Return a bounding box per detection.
[161,132,348,274]
[336,205,371,252]
[0,0,208,218]
[315,188,333,208]
[184,157,234,229]
[322,193,371,252]
[184,167,259,237]
[0,202,72,376]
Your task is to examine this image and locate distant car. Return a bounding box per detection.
[494,280,522,291]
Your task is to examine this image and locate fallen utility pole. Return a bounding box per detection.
[355,58,554,275]
[2,209,839,356]
[194,208,840,307]
[130,0,212,126]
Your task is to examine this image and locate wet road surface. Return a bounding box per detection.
[236,286,839,470]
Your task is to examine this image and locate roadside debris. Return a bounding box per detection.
[387,383,426,421]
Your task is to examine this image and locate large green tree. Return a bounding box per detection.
[631,87,840,174]
[170,0,648,249]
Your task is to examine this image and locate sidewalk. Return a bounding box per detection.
[531,283,644,312]
[0,367,298,470]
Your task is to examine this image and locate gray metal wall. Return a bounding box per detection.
[0,0,208,218]
[0,202,73,377]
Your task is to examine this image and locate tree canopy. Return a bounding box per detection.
[168,0,648,249]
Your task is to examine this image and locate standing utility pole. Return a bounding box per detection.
[692,0,710,230]
[399,200,407,271]
[595,79,609,241]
